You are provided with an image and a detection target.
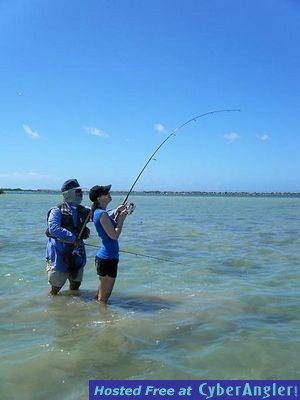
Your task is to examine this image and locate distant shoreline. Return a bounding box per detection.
[1,188,299,198]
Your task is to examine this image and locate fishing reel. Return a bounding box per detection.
[126,203,136,215]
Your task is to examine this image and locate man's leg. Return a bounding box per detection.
[48,267,67,295]
[68,268,83,291]
[49,286,62,295]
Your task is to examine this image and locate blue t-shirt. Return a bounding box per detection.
[93,208,119,259]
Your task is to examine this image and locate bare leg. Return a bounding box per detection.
[98,276,116,303]
[49,286,61,295]
[68,268,83,291]
[69,281,81,290]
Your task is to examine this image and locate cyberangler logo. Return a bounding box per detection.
[198,382,298,400]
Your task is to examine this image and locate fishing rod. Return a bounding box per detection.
[85,243,188,266]
[78,108,240,239]
[122,108,241,205]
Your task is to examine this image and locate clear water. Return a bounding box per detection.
[0,193,300,400]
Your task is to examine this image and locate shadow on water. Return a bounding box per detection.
[64,289,180,313]
[111,294,179,312]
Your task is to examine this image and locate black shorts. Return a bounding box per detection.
[95,257,119,278]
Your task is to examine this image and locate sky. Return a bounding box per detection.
[0,0,299,192]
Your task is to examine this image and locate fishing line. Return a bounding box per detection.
[78,108,240,240]
[85,243,188,266]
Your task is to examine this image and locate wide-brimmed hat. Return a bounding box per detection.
[89,185,111,202]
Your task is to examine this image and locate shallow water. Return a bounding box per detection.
[0,193,300,399]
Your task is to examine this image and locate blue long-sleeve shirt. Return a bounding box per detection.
[45,203,87,272]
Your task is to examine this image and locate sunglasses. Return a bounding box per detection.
[75,189,83,194]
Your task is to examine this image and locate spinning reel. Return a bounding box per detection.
[126,203,136,215]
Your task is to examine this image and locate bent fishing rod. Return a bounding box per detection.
[78,108,240,239]
[121,108,240,205]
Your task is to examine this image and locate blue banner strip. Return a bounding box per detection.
[89,380,299,400]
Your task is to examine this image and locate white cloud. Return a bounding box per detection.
[257,134,271,141]
[0,171,60,189]
[0,171,46,180]
[83,125,110,138]
[223,132,240,142]
[23,124,41,139]
[154,123,166,133]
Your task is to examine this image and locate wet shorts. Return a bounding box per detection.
[46,261,83,288]
[95,257,119,278]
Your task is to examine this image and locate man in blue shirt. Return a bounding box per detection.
[45,179,90,295]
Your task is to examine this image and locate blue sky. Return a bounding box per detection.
[0,0,299,192]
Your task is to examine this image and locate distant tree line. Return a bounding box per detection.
[0,188,299,197]
[0,188,22,194]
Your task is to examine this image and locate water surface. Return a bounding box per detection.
[0,193,299,400]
